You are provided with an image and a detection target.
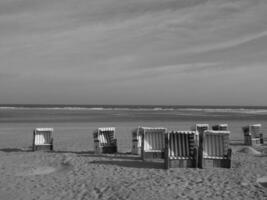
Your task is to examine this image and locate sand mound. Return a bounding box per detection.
[237,147,262,155]
[257,176,267,188]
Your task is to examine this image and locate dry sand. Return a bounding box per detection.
[0,145,266,200]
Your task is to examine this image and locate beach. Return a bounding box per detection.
[0,106,267,199]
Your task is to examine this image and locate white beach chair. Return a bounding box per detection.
[165,131,198,169]
[93,127,117,154]
[242,124,264,145]
[32,128,54,151]
[191,124,209,133]
[139,127,167,160]
[212,124,228,131]
[191,124,209,147]
[199,130,231,168]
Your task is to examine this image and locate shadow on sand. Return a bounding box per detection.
[91,159,164,169]
[0,148,32,153]
[53,150,141,160]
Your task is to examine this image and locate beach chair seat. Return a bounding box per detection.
[32,128,54,151]
[131,127,142,155]
[199,130,231,168]
[165,131,198,169]
[93,127,117,154]
[140,127,167,160]
[212,124,228,131]
[243,124,264,145]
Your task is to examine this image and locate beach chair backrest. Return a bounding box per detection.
[202,130,230,158]
[141,127,166,151]
[34,128,53,145]
[168,131,196,159]
[94,127,116,146]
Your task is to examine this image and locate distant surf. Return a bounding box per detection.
[1,104,267,115]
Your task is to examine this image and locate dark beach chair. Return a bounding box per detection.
[243,124,264,145]
[212,124,228,131]
[93,127,117,154]
[131,126,142,155]
[199,130,231,168]
[140,127,167,160]
[32,128,54,151]
[164,131,198,169]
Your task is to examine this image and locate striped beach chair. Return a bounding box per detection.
[93,127,117,154]
[32,128,54,151]
[164,131,198,169]
[131,127,142,155]
[199,130,231,168]
[212,124,228,131]
[243,124,264,146]
[140,127,167,160]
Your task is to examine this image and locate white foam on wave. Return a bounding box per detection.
[1,106,267,114]
[178,108,267,115]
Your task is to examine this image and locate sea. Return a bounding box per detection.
[0,104,267,152]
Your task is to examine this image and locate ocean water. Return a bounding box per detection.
[0,105,267,152]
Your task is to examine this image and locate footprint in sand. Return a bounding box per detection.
[17,166,56,176]
[16,162,72,176]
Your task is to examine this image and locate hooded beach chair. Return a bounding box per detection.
[199,130,231,168]
[93,127,117,154]
[164,131,198,169]
[191,124,209,147]
[192,124,209,133]
[140,127,167,160]
[243,124,264,145]
[131,127,142,155]
[32,128,54,151]
[212,124,228,131]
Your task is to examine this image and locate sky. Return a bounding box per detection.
[0,0,267,105]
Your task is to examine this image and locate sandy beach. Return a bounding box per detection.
[0,141,266,200]
[0,110,267,200]
[1,0,267,198]
[0,107,267,200]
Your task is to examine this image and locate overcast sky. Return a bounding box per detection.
[0,0,267,105]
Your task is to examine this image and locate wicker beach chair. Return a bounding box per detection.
[199,130,231,168]
[191,124,209,133]
[212,124,228,131]
[93,127,117,154]
[164,131,198,169]
[191,124,209,147]
[131,127,142,155]
[32,128,54,151]
[140,127,167,160]
[242,124,264,145]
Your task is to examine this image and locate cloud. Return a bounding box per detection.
[179,30,267,55]
[0,0,267,104]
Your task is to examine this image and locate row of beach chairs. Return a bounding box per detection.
[32,124,264,169]
[131,124,231,169]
